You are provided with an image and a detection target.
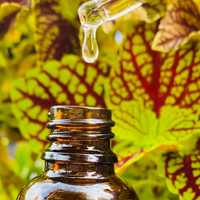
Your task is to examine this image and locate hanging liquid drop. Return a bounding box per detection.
[78,0,146,63]
[78,1,103,63]
[82,26,98,63]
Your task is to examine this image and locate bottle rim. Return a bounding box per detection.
[47,105,115,128]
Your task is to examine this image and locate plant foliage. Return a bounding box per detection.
[0,0,200,199]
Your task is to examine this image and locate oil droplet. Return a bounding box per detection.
[78,0,146,63]
[78,0,103,63]
[82,26,98,63]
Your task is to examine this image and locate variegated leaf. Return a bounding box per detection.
[0,3,20,38]
[0,0,30,7]
[106,20,200,171]
[120,153,179,200]
[35,0,80,63]
[0,0,31,39]
[11,55,110,151]
[132,0,167,23]
[152,0,200,52]
[58,0,82,21]
[115,146,146,174]
[163,150,200,200]
[0,100,18,128]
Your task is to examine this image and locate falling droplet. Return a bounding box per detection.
[78,0,146,63]
[78,0,102,63]
[82,26,99,63]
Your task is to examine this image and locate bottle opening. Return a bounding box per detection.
[47,105,115,128]
[42,105,118,166]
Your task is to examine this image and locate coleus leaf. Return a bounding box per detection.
[0,0,31,39]
[121,153,179,200]
[58,0,82,21]
[131,0,167,23]
[152,0,200,52]
[11,55,110,152]
[0,70,19,128]
[106,20,200,172]
[0,4,20,38]
[34,0,80,63]
[115,146,146,174]
[0,0,30,7]
[163,150,200,200]
[0,100,18,128]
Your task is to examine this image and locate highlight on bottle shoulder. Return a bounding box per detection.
[78,0,146,63]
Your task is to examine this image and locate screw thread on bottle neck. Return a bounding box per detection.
[42,106,117,180]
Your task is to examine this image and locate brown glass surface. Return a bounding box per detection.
[17,106,139,200]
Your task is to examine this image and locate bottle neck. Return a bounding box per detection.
[42,106,117,180]
[42,128,117,180]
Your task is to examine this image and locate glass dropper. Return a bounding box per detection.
[78,0,146,63]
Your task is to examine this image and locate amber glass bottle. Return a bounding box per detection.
[17,106,139,200]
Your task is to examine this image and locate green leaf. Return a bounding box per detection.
[58,0,82,21]
[15,142,31,177]
[0,52,7,67]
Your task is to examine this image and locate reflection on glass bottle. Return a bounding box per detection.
[17,106,139,200]
[78,0,145,63]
